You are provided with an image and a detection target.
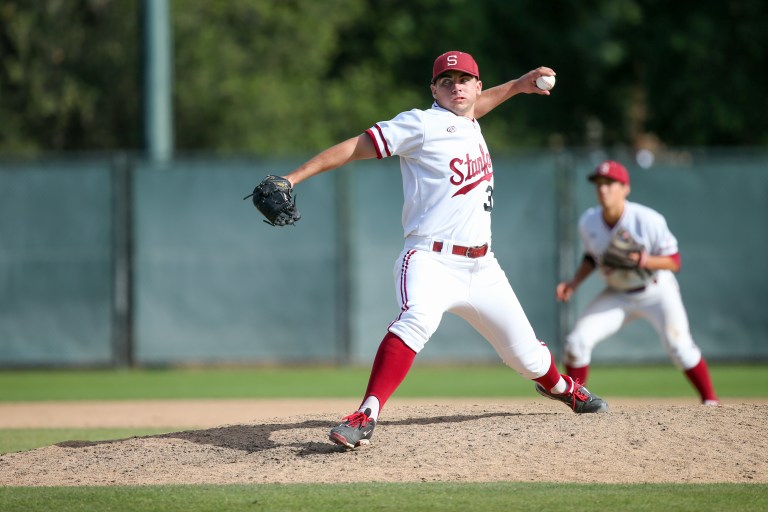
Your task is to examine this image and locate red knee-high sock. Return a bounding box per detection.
[684,357,718,403]
[363,332,416,410]
[565,364,589,385]
[532,351,562,391]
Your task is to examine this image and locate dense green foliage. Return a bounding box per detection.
[0,0,140,151]
[1,483,767,512]
[1,1,767,154]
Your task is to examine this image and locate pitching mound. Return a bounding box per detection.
[0,399,765,486]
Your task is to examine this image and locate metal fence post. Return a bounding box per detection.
[335,169,353,365]
[555,151,577,358]
[142,0,174,163]
[112,153,134,367]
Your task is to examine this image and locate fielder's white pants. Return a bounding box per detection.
[564,270,702,369]
[387,244,551,380]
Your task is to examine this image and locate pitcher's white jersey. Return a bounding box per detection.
[361,101,550,379]
[366,102,493,245]
[578,201,678,291]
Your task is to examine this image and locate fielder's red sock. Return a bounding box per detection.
[684,358,718,403]
[565,364,589,385]
[533,351,563,392]
[362,332,416,411]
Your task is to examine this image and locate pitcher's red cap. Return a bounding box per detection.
[432,51,479,82]
[588,160,630,185]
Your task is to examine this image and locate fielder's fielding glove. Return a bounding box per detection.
[244,175,301,227]
[601,228,645,269]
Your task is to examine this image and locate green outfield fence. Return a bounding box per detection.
[1,148,766,368]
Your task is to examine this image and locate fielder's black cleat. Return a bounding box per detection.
[535,375,609,413]
[329,408,376,448]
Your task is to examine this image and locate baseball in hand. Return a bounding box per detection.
[536,75,556,91]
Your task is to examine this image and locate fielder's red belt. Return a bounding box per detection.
[432,241,489,258]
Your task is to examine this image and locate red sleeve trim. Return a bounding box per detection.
[373,124,391,157]
[669,252,681,270]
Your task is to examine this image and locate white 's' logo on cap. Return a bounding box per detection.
[599,163,609,174]
[447,55,458,65]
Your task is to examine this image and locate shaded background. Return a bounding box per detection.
[0,1,766,367]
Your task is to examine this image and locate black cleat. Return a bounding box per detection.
[329,408,376,448]
[535,375,609,413]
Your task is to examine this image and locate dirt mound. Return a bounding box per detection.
[1,399,765,486]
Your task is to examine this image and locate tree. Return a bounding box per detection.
[1,0,766,153]
[0,0,140,152]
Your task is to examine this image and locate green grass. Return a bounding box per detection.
[0,363,765,401]
[0,483,766,512]
[1,364,765,511]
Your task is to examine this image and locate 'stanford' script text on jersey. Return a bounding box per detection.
[450,144,493,196]
[365,103,494,244]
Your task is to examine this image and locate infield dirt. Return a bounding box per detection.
[1,398,766,486]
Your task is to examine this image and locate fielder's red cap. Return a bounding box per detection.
[588,160,630,185]
[432,51,480,82]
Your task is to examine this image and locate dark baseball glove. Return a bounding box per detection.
[601,228,645,269]
[244,175,301,227]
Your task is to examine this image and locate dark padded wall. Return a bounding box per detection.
[0,160,114,365]
[1,150,765,366]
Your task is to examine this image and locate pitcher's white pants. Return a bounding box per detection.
[387,247,551,379]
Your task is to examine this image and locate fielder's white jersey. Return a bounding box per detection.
[578,201,679,291]
[366,102,493,245]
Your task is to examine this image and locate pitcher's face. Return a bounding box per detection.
[431,71,482,117]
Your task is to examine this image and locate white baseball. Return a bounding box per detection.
[536,75,556,91]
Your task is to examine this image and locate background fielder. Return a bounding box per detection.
[556,160,719,405]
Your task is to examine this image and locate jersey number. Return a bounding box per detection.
[484,185,494,212]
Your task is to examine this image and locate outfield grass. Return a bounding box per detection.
[0,482,766,512]
[1,363,765,401]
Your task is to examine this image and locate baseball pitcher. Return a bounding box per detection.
[248,51,609,450]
